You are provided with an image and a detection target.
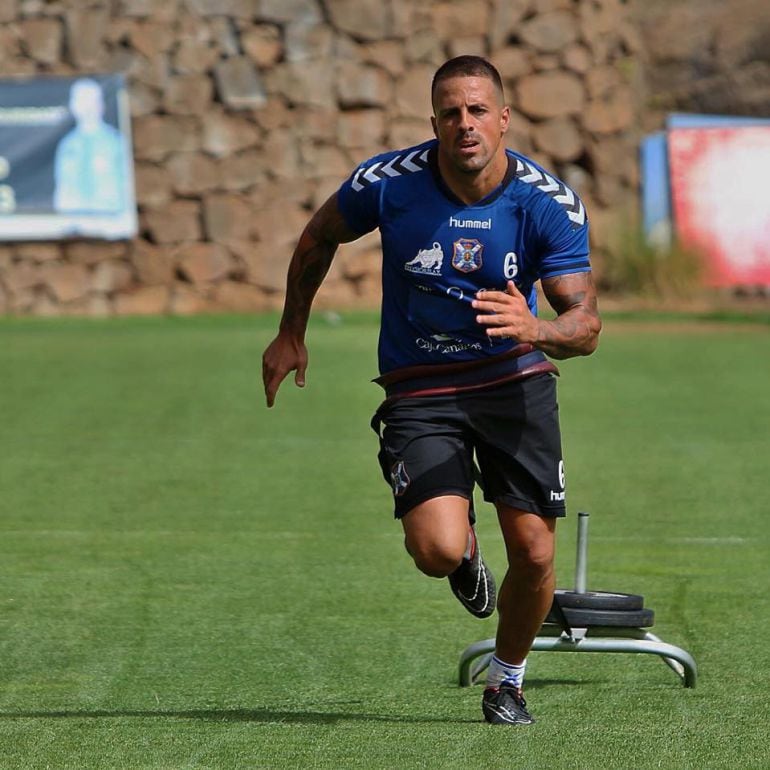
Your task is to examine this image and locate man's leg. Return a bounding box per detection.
[401,494,470,577]
[494,506,556,663]
[481,505,555,725]
[401,494,496,618]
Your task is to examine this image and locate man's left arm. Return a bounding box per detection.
[472,271,601,359]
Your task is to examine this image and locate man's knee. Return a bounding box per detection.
[498,509,556,582]
[401,495,471,578]
[405,534,465,578]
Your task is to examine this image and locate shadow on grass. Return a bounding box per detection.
[0,707,480,725]
[0,679,590,725]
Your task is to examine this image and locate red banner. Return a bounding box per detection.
[668,127,770,287]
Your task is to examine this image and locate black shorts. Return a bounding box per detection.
[372,374,566,519]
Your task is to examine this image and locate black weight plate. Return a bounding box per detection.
[554,589,644,611]
[545,606,655,628]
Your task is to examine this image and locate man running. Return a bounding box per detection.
[262,55,601,725]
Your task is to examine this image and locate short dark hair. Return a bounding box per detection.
[431,56,505,107]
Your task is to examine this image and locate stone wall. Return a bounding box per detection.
[633,0,770,133]
[0,0,643,316]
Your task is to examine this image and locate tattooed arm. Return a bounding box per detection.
[472,272,601,359]
[262,193,361,407]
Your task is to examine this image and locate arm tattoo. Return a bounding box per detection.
[536,273,601,359]
[279,195,359,337]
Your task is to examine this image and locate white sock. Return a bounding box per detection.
[486,655,527,690]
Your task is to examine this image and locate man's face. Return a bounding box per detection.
[431,75,510,175]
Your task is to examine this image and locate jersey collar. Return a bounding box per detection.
[428,145,516,207]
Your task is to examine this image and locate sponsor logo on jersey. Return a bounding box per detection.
[452,238,483,273]
[405,242,444,274]
[390,460,410,496]
[416,337,483,354]
[449,215,492,229]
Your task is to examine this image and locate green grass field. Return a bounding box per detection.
[1,312,769,769]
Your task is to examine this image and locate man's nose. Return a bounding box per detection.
[457,108,475,132]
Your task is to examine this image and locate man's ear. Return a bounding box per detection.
[431,115,438,139]
[500,105,510,135]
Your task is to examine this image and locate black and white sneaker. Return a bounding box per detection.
[482,685,535,725]
[448,528,496,618]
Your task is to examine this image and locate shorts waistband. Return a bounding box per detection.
[381,348,558,400]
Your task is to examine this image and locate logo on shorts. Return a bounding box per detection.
[452,238,483,273]
[390,460,410,497]
[550,460,566,502]
[405,242,444,274]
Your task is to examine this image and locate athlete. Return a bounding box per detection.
[262,56,601,725]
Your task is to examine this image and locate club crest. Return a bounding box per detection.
[390,460,410,497]
[452,238,483,273]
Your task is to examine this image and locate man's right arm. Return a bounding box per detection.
[262,192,361,407]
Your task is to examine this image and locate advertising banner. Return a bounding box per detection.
[0,73,136,241]
[668,126,770,287]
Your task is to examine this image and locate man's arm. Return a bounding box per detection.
[471,271,601,359]
[262,193,361,407]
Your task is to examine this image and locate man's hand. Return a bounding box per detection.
[262,332,308,408]
[472,281,539,343]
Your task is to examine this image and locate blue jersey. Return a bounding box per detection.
[336,139,590,378]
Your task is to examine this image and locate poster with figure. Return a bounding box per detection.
[668,125,770,287]
[0,73,137,240]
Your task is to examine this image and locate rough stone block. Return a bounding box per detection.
[201,111,259,158]
[172,38,219,75]
[519,11,579,54]
[214,56,267,110]
[133,115,201,162]
[394,64,434,120]
[583,88,634,134]
[432,1,489,38]
[532,117,583,163]
[144,200,203,244]
[202,193,255,243]
[65,6,108,68]
[0,0,17,23]
[169,283,212,316]
[167,152,221,196]
[90,260,134,294]
[114,285,169,316]
[64,241,128,266]
[285,21,333,63]
[177,242,233,284]
[2,261,41,293]
[212,280,270,312]
[134,162,174,209]
[129,239,176,286]
[14,243,61,263]
[164,74,214,116]
[241,24,283,66]
[338,109,386,150]
[326,0,390,41]
[516,71,585,119]
[257,0,322,24]
[218,151,264,192]
[40,263,90,303]
[265,61,335,109]
[19,17,62,64]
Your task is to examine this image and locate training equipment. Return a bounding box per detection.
[448,528,496,619]
[459,511,698,688]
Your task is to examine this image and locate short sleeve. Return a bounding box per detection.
[537,198,591,280]
[336,161,383,236]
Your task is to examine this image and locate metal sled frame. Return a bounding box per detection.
[458,513,698,688]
